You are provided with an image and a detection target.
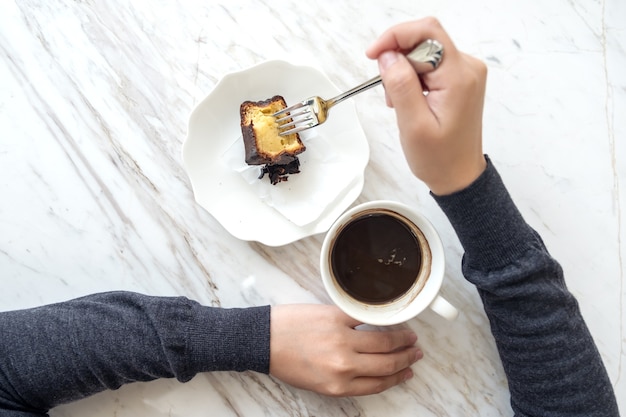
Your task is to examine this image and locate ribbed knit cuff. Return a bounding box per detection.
[431,156,540,271]
[187,305,271,375]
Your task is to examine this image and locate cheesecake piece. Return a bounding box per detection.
[240,96,305,166]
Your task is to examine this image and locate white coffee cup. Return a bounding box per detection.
[320,200,458,326]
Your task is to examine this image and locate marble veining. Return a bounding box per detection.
[1,0,624,415]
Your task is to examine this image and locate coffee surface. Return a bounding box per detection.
[330,212,422,304]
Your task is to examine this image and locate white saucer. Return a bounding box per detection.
[182,60,369,246]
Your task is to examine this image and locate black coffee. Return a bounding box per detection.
[330,211,423,304]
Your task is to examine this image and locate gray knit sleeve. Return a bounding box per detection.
[0,292,271,416]
[432,156,619,416]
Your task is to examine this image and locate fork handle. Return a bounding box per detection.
[327,75,384,108]
[327,39,444,108]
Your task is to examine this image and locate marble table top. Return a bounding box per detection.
[1,0,624,415]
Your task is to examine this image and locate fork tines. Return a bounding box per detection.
[273,100,318,136]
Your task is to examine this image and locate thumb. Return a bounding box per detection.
[377,51,431,126]
[330,305,363,329]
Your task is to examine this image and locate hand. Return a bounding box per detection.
[366,17,488,195]
[269,305,421,396]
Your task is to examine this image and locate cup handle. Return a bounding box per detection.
[429,295,458,320]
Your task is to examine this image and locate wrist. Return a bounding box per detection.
[429,155,487,196]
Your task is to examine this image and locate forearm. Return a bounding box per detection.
[432,156,618,416]
[0,292,270,415]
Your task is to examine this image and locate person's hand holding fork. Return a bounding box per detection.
[366,17,488,196]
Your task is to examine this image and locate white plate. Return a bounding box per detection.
[182,60,369,246]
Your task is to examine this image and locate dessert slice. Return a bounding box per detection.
[240,95,306,166]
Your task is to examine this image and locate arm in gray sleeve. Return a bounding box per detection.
[0,291,270,416]
[432,156,619,416]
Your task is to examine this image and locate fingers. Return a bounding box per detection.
[347,328,422,390]
[269,304,424,397]
[324,346,422,397]
[332,306,418,355]
[321,347,420,397]
[365,17,458,62]
[356,346,422,377]
[325,368,415,397]
[333,307,365,329]
[353,327,417,353]
[330,307,422,379]
[365,17,460,112]
[348,369,414,397]
[376,51,435,130]
[364,18,456,132]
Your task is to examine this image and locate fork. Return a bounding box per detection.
[273,39,444,136]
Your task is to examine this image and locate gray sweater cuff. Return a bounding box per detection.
[188,305,271,375]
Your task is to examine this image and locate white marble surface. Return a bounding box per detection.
[1,0,624,415]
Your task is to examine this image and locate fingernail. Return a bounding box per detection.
[408,332,418,345]
[403,369,414,381]
[379,51,399,72]
[414,349,424,362]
